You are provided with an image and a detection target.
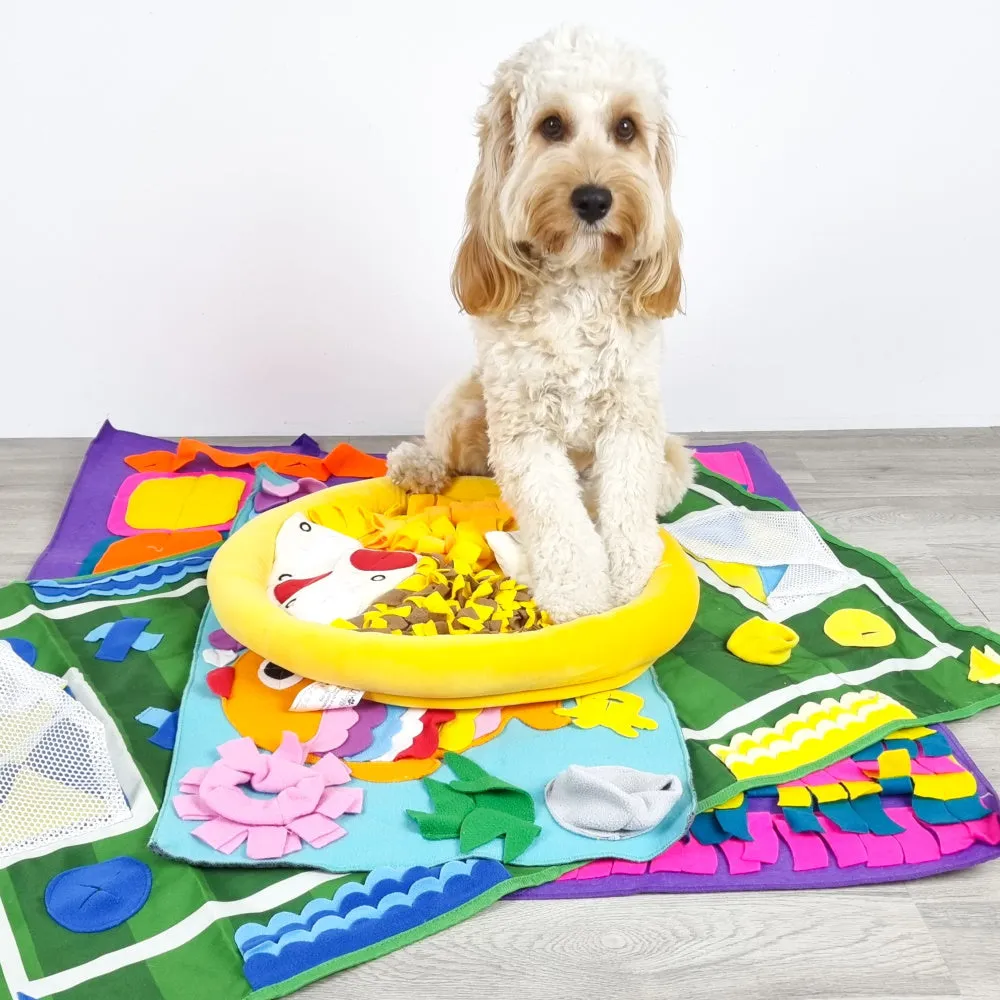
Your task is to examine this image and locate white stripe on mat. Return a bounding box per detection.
[0,871,342,998]
[681,644,961,742]
[0,577,207,631]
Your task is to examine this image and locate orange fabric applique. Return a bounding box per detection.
[323,442,388,479]
[346,759,441,783]
[469,702,570,745]
[94,530,222,573]
[124,439,386,482]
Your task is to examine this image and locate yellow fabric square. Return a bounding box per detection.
[777,785,812,808]
[890,725,937,739]
[809,783,848,804]
[125,475,246,530]
[842,780,881,799]
[716,793,745,811]
[912,771,978,801]
[878,748,912,779]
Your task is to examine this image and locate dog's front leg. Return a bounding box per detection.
[491,433,612,623]
[592,421,664,607]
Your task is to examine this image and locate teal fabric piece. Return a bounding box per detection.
[150,467,696,872]
[817,799,869,833]
[758,564,788,596]
[851,793,906,834]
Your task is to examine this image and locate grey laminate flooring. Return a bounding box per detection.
[1,428,998,1000]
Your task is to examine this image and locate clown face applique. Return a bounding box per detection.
[268,513,419,624]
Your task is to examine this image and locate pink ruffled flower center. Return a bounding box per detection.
[173,731,363,860]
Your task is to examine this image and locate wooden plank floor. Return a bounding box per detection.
[1,428,998,1000]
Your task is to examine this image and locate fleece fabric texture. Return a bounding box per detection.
[545,765,683,840]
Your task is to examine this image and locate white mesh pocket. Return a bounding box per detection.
[669,505,859,614]
[0,641,130,859]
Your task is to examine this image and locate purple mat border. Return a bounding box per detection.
[513,725,1000,897]
[693,441,801,511]
[30,422,326,580]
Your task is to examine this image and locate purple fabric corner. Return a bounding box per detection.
[30,422,325,580]
[693,441,801,511]
[254,477,328,513]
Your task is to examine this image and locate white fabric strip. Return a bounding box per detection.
[1,871,340,998]
[0,577,207,632]
[682,644,961,742]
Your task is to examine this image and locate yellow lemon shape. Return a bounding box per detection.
[727,617,799,666]
[823,608,896,648]
[968,646,1000,684]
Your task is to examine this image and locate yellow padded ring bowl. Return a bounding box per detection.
[208,477,699,709]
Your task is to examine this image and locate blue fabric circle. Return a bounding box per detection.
[6,638,37,667]
[45,857,152,933]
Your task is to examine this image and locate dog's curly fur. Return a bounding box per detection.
[388,26,693,623]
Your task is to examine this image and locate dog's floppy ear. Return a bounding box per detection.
[452,80,525,316]
[629,119,683,318]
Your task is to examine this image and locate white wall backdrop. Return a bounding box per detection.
[2,0,998,437]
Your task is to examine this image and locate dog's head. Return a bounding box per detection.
[453,26,682,319]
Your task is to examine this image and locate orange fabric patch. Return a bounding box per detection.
[94,530,222,573]
[220,652,324,752]
[323,442,389,479]
[346,759,441,783]
[469,702,570,745]
[124,438,387,482]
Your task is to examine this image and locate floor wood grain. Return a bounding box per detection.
[1,428,998,1000]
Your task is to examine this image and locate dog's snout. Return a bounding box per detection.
[570,185,612,224]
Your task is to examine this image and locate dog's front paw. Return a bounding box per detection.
[605,525,664,607]
[530,531,612,623]
[657,435,695,516]
[386,441,451,494]
[535,576,613,624]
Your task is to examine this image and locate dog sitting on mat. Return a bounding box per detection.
[387,26,692,623]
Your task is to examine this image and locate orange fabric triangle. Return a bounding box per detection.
[94,530,222,573]
[323,443,388,479]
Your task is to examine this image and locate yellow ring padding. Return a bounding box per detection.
[208,477,700,709]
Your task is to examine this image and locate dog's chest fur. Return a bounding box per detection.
[475,273,661,451]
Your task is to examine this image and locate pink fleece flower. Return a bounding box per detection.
[173,732,363,860]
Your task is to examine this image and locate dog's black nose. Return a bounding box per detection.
[571,184,612,224]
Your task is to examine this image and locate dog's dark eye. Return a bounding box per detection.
[615,117,636,143]
[540,115,565,141]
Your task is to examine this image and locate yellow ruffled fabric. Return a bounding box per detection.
[332,556,551,636]
[308,494,515,574]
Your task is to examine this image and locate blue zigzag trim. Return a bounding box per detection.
[236,859,508,990]
[31,552,214,604]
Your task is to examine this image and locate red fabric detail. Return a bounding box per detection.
[396,709,456,761]
[348,549,419,572]
[273,572,332,605]
[207,667,236,699]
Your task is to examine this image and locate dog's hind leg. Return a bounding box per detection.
[387,373,490,494]
[657,434,694,516]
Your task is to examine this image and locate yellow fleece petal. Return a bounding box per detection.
[824,608,896,648]
[727,617,799,665]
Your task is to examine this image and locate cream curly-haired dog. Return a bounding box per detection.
[388,26,693,623]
